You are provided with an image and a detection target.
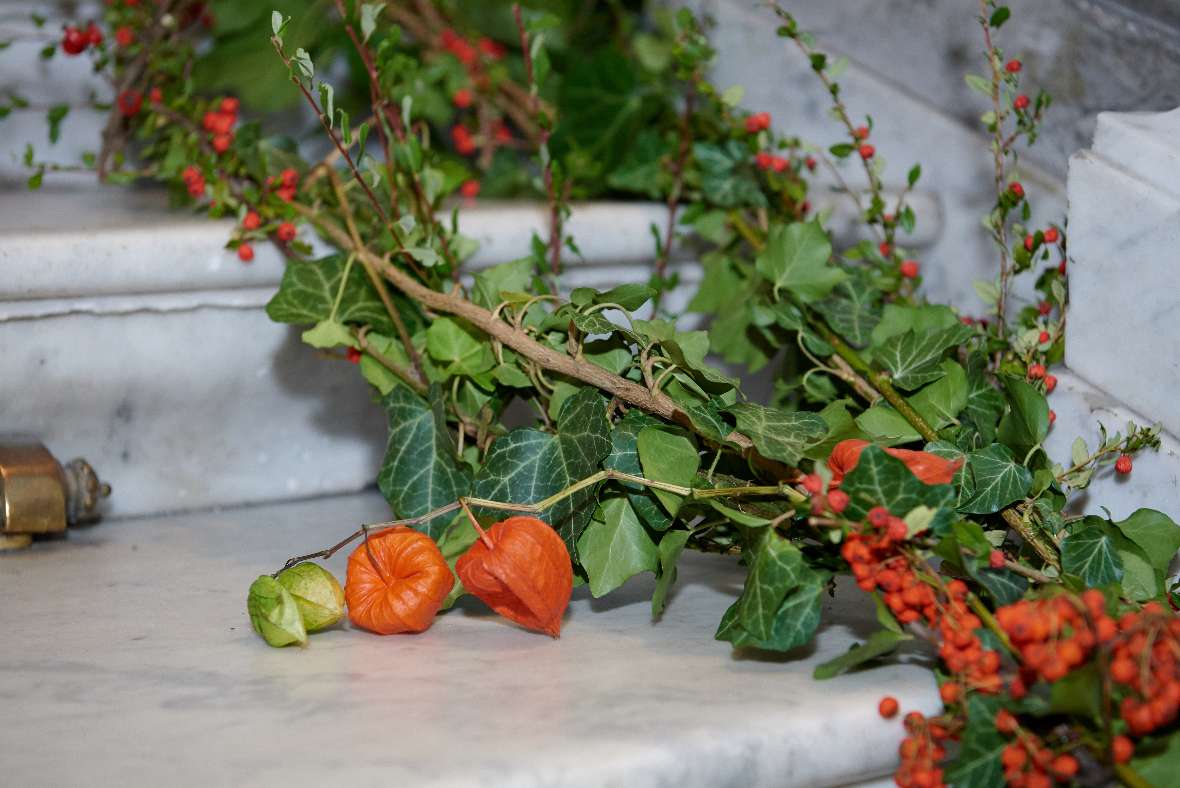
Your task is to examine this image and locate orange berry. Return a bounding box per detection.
[1112,735,1134,763]
[939,682,961,704]
[878,696,900,718]
[1051,754,1078,778]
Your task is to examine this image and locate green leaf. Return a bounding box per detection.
[435,515,479,610]
[266,254,399,333]
[473,389,612,552]
[554,49,653,175]
[738,533,806,639]
[856,405,921,446]
[755,220,845,303]
[813,629,911,679]
[472,257,535,309]
[1061,518,1125,588]
[300,319,355,349]
[46,104,68,145]
[247,575,307,648]
[725,403,828,465]
[1132,727,1180,786]
[692,140,767,208]
[637,427,699,517]
[989,7,1011,28]
[578,497,659,597]
[805,399,870,460]
[604,410,672,531]
[716,572,826,652]
[1048,663,1102,722]
[997,376,1049,456]
[606,130,672,199]
[946,694,1005,788]
[875,324,973,390]
[425,317,495,378]
[1113,509,1180,573]
[870,304,959,347]
[909,361,968,430]
[840,445,956,522]
[971,567,1028,606]
[1117,540,1159,601]
[813,276,881,348]
[377,386,473,539]
[651,529,690,617]
[963,364,1006,444]
[957,443,1032,515]
[359,3,382,43]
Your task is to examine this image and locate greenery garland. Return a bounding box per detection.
[14,1,1180,784]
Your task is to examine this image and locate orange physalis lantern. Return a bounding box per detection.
[344,526,454,635]
[456,516,573,638]
[827,439,962,487]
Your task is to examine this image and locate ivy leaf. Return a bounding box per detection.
[554,49,652,175]
[971,567,1029,606]
[957,443,1033,515]
[359,2,382,43]
[651,529,690,617]
[637,427,699,517]
[606,129,672,199]
[875,324,973,390]
[805,399,870,460]
[472,257,535,310]
[725,403,828,465]
[578,497,659,597]
[425,317,496,378]
[716,571,827,652]
[1061,518,1125,587]
[266,254,399,333]
[870,304,960,347]
[604,410,672,531]
[840,445,956,522]
[997,376,1050,456]
[946,694,1006,788]
[737,532,807,639]
[472,389,611,552]
[755,220,845,303]
[856,404,922,446]
[909,361,968,430]
[963,363,1006,444]
[813,629,912,679]
[300,319,355,349]
[1112,509,1180,573]
[813,276,880,348]
[377,386,473,539]
[693,140,767,208]
[1132,727,1180,786]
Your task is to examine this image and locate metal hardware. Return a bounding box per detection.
[0,439,110,551]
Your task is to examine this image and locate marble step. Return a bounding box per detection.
[0,491,941,788]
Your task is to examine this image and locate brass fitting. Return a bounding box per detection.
[0,439,110,551]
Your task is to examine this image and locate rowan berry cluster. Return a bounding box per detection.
[1111,602,1180,737]
[998,725,1078,788]
[61,22,103,55]
[893,710,950,788]
[997,593,1104,686]
[202,97,240,154]
[181,165,205,198]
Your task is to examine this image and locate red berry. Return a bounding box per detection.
[1044,375,1057,393]
[995,709,1019,734]
[868,506,891,528]
[1027,363,1045,379]
[1112,735,1134,764]
[237,244,254,263]
[1013,94,1030,110]
[85,22,104,47]
[827,489,849,514]
[149,87,163,104]
[346,346,363,364]
[755,151,774,170]
[1058,259,1067,275]
[858,143,875,160]
[280,168,299,186]
[1009,181,1025,198]
[878,696,899,718]
[478,37,505,60]
[1006,59,1022,73]
[242,211,261,230]
[453,88,473,109]
[1038,331,1050,344]
[1044,227,1059,243]
[115,26,134,47]
[117,90,143,117]
[887,518,909,542]
[939,682,962,704]
[989,550,1005,569]
[805,156,817,171]
[460,179,480,199]
[1048,409,1056,425]
[853,125,869,140]
[1024,233,1035,252]
[879,242,892,258]
[1038,301,1052,316]
[744,112,771,134]
[801,474,823,494]
[62,27,88,55]
[900,260,920,279]
[220,97,240,115]
[770,156,788,173]
[1115,454,1132,475]
[277,222,297,242]
[211,133,232,153]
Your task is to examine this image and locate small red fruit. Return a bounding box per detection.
[211,133,232,153]
[1006,59,1022,73]
[62,27,88,55]
[805,156,817,171]
[85,22,104,47]
[995,709,1019,734]
[242,211,261,230]
[1044,227,1059,243]
[117,90,143,117]
[744,112,771,134]
[115,26,134,47]
[878,696,899,718]
[1115,454,1132,475]
[853,125,869,140]
[1038,331,1050,344]
[879,241,892,257]
[237,243,254,263]
[220,97,240,115]
[1028,363,1045,379]
[755,151,774,170]
[801,474,823,494]
[1038,300,1052,316]
[346,346,363,364]
[858,143,875,160]
[452,88,473,109]
[989,550,1005,569]
[1112,735,1134,764]
[868,506,891,528]
[939,682,962,704]
[827,489,849,513]
[1024,233,1035,252]
[1009,181,1025,198]
[1044,374,1057,393]
[460,179,481,199]
[900,260,920,279]
[277,222,297,242]
[1048,409,1056,425]
[149,86,163,104]
[1013,94,1030,110]
[887,518,909,542]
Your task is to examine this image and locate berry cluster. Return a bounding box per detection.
[936,583,1003,694]
[893,710,949,788]
[439,28,505,69]
[181,165,205,198]
[1111,602,1180,737]
[61,23,103,55]
[997,593,1104,686]
[998,726,1078,788]
[202,97,240,154]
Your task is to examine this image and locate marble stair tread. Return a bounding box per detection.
[0,492,939,788]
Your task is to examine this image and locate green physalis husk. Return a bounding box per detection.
[276,562,345,632]
[247,575,308,648]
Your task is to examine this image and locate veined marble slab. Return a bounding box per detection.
[0,492,940,788]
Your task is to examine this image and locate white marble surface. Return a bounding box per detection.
[1066,110,1180,438]
[0,492,940,788]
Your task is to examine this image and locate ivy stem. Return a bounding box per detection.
[458,498,494,549]
[275,469,805,572]
[1001,506,1061,571]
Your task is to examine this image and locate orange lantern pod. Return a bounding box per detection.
[345,526,454,635]
[456,516,572,638]
[827,439,962,487]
